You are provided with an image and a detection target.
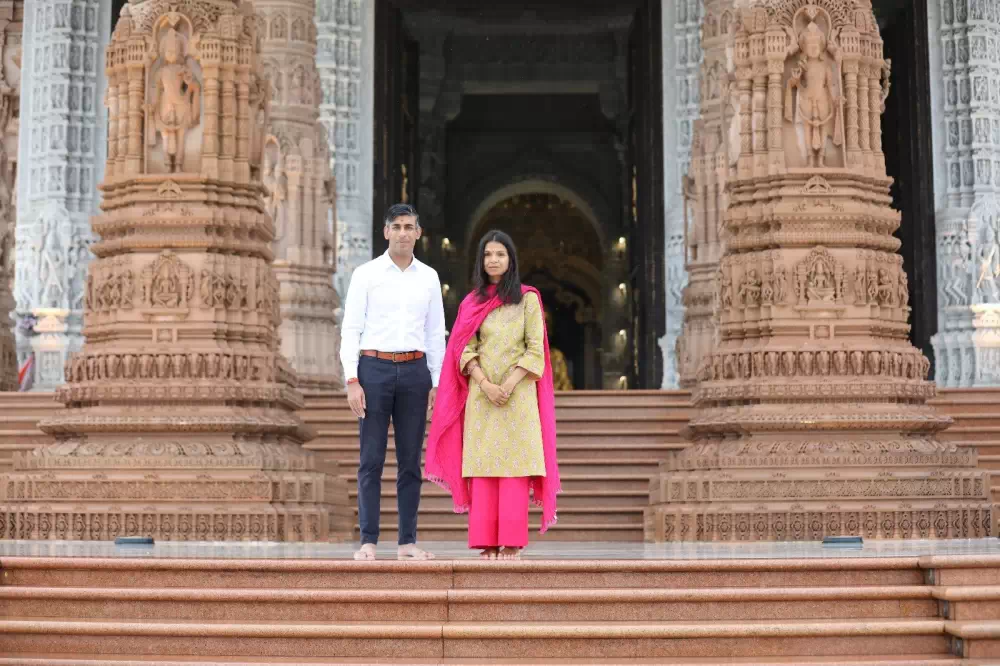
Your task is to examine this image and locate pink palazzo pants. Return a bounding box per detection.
[467,476,530,549]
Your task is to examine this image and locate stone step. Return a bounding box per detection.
[934,586,1000,621]
[0,586,939,623]
[300,406,693,422]
[309,432,684,452]
[391,523,644,542]
[0,559,926,591]
[304,390,688,409]
[341,459,662,478]
[365,473,653,493]
[0,618,950,660]
[324,441,681,462]
[353,488,649,509]
[360,506,646,527]
[0,656,973,666]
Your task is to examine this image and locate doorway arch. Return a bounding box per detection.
[466,189,607,389]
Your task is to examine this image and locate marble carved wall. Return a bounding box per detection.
[929,0,1000,387]
[316,0,373,299]
[0,1,19,391]
[13,0,110,391]
[258,0,342,390]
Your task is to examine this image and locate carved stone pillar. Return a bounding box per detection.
[0,0,351,542]
[659,0,702,388]
[316,0,373,298]
[0,2,20,391]
[929,0,1000,387]
[258,0,341,391]
[674,0,736,389]
[13,0,110,391]
[647,2,992,542]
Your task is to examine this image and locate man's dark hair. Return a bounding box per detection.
[384,203,419,227]
[473,229,522,305]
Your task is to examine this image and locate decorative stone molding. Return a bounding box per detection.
[13,0,109,390]
[0,0,351,543]
[661,0,704,388]
[929,0,1000,387]
[259,0,341,390]
[647,0,993,542]
[316,0,372,297]
[0,1,20,391]
[674,0,735,389]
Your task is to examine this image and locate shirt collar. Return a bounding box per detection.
[380,249,422,273]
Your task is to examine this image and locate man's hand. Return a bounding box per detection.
[427,387,437,417]
[347,381,366,419]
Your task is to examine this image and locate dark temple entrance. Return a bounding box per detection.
[372,0,664,389]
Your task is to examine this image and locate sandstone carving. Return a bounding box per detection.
[258,0,342,390]
[0,0,351,543]
[646,0,993,542]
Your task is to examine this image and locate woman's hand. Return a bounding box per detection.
[480,380,508,407]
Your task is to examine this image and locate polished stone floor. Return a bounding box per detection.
[1,538,999,560]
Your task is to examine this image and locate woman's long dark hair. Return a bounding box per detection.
[473,229,522,305]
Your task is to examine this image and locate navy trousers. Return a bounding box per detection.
[356,355,432,546]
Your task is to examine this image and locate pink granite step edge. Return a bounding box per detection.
[0,585,935,603]
[0,556,927,572]
[0,618,947,639]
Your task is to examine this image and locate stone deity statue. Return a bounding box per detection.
[148,28,201,173]
[785,21,844,167]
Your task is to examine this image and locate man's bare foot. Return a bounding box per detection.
[479,547,499,560]
[499,547,522,560]
[397,544,435,560]
[353,543,376,561]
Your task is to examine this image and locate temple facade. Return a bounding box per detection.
[0,0,994,393]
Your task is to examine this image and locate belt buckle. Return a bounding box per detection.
[392,352,405,362]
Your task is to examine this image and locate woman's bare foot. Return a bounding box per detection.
[353,543,376,561]
[479,547,499,560]
[499,547,521,560]
[397,544,435,560]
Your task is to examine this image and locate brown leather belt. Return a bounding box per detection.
[361,350,424,363]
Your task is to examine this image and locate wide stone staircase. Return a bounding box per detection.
[3,388,1000,539]
[3,552,1000,663]
[299,390,692,541]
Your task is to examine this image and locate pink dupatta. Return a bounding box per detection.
[424,285,561,533]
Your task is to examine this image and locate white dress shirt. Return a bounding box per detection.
[339,250,447,387]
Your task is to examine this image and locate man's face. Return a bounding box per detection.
[384,214,421,255]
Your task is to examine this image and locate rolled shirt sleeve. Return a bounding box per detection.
[338,265,367,385]
[516,292,546,379]
[424,270,447,387]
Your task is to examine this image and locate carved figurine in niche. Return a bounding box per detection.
[774,266,788,304]
[290,67,305,104]
[718,270,733,308]
[248,72,271,175]
[262,142,287,240]
[147,27,201,173]
[761,269,774,305]
[739,269,762,306]
[784,17,844,167]
[866,266,878,303]
[853,266,867,304]
[898,270,909,308]
[876,268,896,306]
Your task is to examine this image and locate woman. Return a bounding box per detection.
[425,230,560,560]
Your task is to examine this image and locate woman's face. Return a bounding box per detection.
[483,241,510,283]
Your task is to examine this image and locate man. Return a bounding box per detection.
[340,203,446,561]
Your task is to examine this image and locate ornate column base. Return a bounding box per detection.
[932,306,1000,387]
[645,409,994,542]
